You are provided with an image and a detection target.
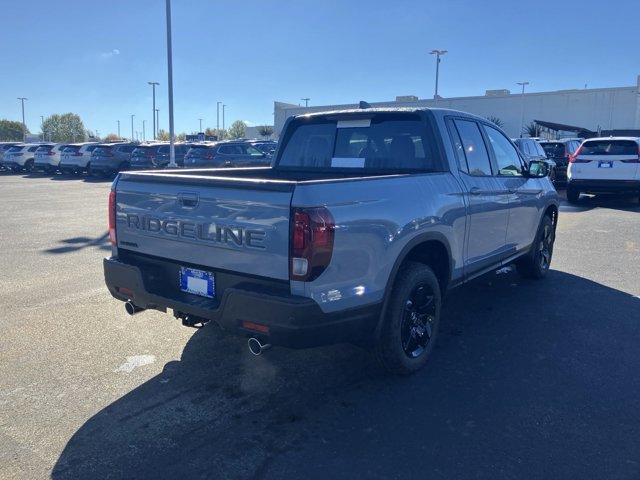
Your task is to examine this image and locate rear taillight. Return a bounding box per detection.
[569,146,587,163]
[108,189,116,246]
[290,207,335,281]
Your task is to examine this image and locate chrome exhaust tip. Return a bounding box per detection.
[248,337,271,356]
[125,300,144,316]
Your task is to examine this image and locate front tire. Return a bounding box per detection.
[375,262,441,375]
[24,160,34,173]
[517,215,555,279]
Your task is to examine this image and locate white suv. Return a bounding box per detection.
[2,144,41,172]
[58,143,99,175]
[567,137,640,203]
[34,144,68,173]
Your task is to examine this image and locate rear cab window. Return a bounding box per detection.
[276,113,443,172]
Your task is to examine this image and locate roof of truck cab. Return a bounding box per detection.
[582,136,640,142]
[295,106,487,122]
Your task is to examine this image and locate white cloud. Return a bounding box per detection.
[100,49,120,59]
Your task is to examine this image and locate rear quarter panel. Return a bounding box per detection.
[292,173,466,313]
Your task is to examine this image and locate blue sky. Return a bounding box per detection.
[1,0,639,137]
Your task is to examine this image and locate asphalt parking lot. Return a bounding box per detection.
[1,172,639,480]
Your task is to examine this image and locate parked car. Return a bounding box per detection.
[2,143,42,172]
[567,137,640,203]
[33,144,69,173]
[88,143,138,177]
[104,107,558,375]
[539,139,581,185]
[183,140,270,168]
[129,142,190,170]
[0,142,21,171]
[512,137,556,185]
[58,143,100,175]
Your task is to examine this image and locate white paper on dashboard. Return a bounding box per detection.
[331,157,365,168]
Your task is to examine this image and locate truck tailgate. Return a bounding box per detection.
[114,176,293,281]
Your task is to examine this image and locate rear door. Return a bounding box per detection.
[115,176,294,280]
[447,118,510,274]
[573,139,639,180]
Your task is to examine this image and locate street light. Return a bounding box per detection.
[155,109,160,134]
[117,120,120,139]
[216,101,221,133]
[198,118,203,132]
[301,98,310,107]
[40,115,44,141]
[130,114,135,142]
[17,98,27,141]
[142,120,146,141]
[516,81,530,137]
[429,49,447,100]
[148,81,159,140]
[165,0,177,167]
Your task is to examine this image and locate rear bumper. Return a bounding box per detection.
[567,179,640,194]
[103,256,380,348]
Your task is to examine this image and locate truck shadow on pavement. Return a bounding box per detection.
[559,194,640,213]
[44,232,110,254]
[52,270,640,480]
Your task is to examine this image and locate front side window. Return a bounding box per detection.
[243,145,264,156]
[483,125,522,176]
[277,115,441,171]
[453,119,492,176]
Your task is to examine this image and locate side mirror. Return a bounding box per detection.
[526,160,549,178]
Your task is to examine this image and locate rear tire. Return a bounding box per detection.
[567,187,580,204]
[86,163,92,176]
[24,160,34,173]
[517,215,555,279]
[374,262,441,375]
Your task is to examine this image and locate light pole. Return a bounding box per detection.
[216,101,221,133]
[222,104,226,132]
[301,98,310,107]
[429,49,447,100]
[165,0,177,167]
[148,81,159,140]
[142,120,146,141]
[40,115,44,141]
[130,114,135,142]
[17,97,27,141]
[516,81,530,137]
[155,109,160,134]
[117,120,120,139]
[198,118,203,132]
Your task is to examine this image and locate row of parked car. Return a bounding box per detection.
[0,139,278,177]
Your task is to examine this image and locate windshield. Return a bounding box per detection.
[580,140,638,155]
[277,114,441,171]
[540,142,565,157]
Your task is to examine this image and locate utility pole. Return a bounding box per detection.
[40,115,44,141]
[148,81,159,139]
[301,98,310,107]
[130,114,135,142]
[429,49,447,100]
[198,118,203,132]
[117,120,120,139]
[165,0,177,167]
[516,81,530,137]
[17,98,27,141]
[222,104,226,132]
[155,109,159,134]
[142,120,146,141]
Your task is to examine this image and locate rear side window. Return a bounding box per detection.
[28,146,39,152]
[579,140,638,155]
[278,115,440,171]
[85,145,98,153]
[483,125,523,176]
[93,146,113,155]
[453,119,492,176]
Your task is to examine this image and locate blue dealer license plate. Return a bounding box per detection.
[179,267,215,298]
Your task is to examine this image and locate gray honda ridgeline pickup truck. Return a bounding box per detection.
[104,107,558,374]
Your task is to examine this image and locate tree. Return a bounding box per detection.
[103,133,121,143]
[0,119,29,141]
[523,122,539,137]
[42,113,86,142]
[176,132,187,141]
[228,120,246,139]
[486,116,505,129]
[258,125,274,138]
[156,129,170,141]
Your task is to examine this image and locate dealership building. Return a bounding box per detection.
[274,76,640,139]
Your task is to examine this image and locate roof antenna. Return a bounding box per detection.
[359,101,371,109]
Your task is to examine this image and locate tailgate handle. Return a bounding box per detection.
[178,192,199,208]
